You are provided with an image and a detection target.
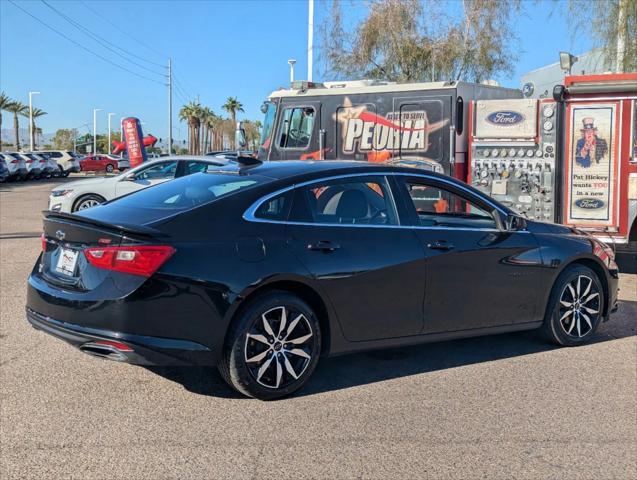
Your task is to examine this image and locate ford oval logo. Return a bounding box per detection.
[575,198,605,209]
[486,111,525,126]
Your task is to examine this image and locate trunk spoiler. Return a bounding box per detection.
[43,210,168,238]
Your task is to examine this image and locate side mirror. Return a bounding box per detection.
[235,121,248,150]
[505,214,527,231]
[123,172,136,182]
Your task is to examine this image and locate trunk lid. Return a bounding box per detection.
[41,211,164,290]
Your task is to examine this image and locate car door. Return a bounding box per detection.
[393,174,543,333]
[115,160,178,197]
[284,174,426,341]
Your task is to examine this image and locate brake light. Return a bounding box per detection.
[84,245,175,277]
[11,159,18,164]
[41,233,47,252]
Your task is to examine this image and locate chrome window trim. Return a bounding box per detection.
[243,171,516,233]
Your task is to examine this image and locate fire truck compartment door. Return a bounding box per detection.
[273,101,322,161]
[396,96,451,174]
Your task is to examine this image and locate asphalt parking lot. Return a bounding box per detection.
[1,177,636,480]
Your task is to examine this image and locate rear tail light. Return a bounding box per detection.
[11,159,18,164]
[84,245,175,277]
[41,233,47,252]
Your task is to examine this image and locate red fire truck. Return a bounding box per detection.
[256,75,636,253]
[468,73,637,252]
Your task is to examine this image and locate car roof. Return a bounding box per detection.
[231,160,451,181]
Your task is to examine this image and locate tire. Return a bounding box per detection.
[62,171,70,177]
[105,164,114,173]
[218,291,321,400]
[541,264,604,346]
[73,194,105,212]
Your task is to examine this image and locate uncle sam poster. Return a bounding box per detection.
[566,103,619,226]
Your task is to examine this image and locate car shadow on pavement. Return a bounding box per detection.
[147,299,636,400]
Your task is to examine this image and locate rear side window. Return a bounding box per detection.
[289,176,397,225]
[113,171,273,211]
[254,191,292,221]
[185,161,209,175]
[277,107,315,149]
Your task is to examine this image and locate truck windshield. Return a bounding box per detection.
[260,101,277,148]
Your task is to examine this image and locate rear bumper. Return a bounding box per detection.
[27,308,215,366]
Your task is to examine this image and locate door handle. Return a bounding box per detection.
[307,241,340,252]
[427,240,454,251]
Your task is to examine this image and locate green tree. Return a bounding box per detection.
[6,101,28,150]
[565,0,636,72]
[52,128,75,150]
[222,97,244,149]
[321,0,521,83]
[0,92,13,147]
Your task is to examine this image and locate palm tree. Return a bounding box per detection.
[179,101,202,154]
[6,101,28,150]
[222,97,244,149]
[198,106,214,154]
[0,92,13,148]
[24,108,47,150]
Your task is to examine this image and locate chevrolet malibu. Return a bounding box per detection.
[27,161,619,400]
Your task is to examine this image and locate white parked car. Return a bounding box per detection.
[37,150,81,177]
[48,155,232,212]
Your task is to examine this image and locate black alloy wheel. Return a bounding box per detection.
[219,291,321,400]
[543,265,604,346]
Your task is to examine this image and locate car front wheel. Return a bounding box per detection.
[73,194,105,212]
[219,291,321,400]
[542,264,604,346]
[105,164,114,173]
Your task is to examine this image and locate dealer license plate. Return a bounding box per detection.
[55,248,79,276]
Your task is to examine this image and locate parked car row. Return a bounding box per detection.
[0,150,81,182]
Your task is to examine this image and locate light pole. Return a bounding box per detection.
[120,117,125,157]
[92,108,102,155]
[307,0,314,82]
[107,113,116,154]
[288,59,296,83]
[29,91,40,151]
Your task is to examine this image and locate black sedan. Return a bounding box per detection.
[26,161,619,399]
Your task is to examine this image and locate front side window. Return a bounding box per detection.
[289,176,397,225]
[133,161,178,181]
[277,107,315,149]
[402,179,496,229]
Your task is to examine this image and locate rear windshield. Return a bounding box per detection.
[112,171,274,211]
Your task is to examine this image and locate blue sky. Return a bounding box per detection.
[0,0,593,143]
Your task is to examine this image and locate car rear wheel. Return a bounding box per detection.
[106,164,114,173]
[219,291,321,400]
[542,265,604,346]
[73,194,105,212]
